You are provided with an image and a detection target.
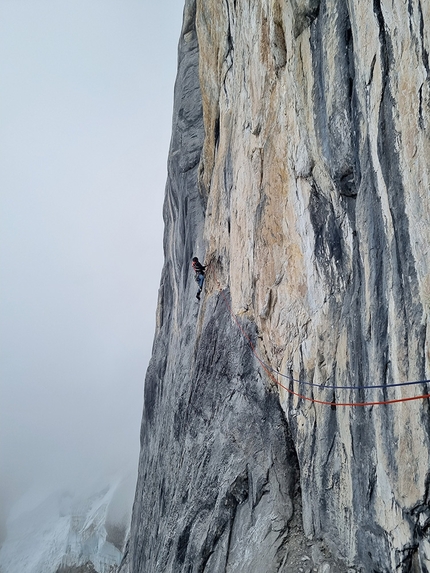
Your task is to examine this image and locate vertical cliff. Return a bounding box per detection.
[126,0,430,571]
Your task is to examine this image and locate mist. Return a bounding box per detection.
[0,0,184,542]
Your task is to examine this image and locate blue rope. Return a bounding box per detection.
[265,364,430,391]
[215,284,429,392]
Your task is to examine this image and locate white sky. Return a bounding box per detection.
[0,0,184,539]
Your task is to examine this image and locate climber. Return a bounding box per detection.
[192,256,206,300]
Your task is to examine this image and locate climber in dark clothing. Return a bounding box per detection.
[192,257,206,300]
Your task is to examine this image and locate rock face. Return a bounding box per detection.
[127,0,430,571]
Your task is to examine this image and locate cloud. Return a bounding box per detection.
[0,0,184,543]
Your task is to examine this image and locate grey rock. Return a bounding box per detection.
[311,544,324,565]
[127,2,302,572]
[127,0,430,572]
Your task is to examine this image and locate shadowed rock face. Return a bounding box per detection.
[125,0,430,571]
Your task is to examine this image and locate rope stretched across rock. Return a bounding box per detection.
[217,288,430,408]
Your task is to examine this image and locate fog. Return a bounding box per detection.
[0,0,184,541]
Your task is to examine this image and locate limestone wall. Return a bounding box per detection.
[126,1,430,571]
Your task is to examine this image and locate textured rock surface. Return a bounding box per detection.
[127,0,430,571]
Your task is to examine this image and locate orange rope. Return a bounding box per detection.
[218,289,430,408]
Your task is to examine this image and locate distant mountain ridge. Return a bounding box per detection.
[0,482,127,573]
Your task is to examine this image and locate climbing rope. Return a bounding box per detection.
[218,288,430,407]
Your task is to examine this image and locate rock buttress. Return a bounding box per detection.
[199,0,430,570]
[127,0,430,571]
[126,1,304,572]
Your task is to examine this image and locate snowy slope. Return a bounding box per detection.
[0,482,124,573]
